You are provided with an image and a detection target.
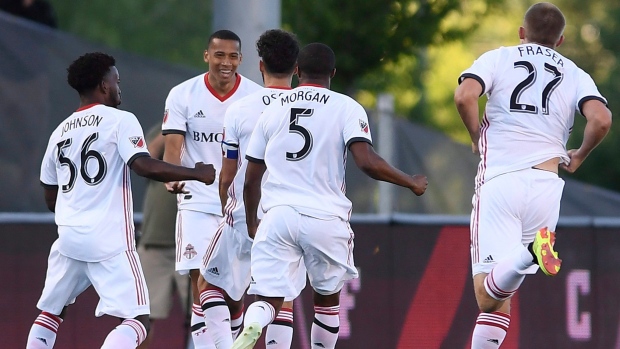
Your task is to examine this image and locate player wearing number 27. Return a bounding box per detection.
[29,52,215,349]
[455,3,611,348]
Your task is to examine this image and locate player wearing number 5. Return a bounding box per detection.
[28,52,216,349]
[231,43,428,349]
[455,3,611,348]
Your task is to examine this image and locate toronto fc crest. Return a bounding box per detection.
[183,244,197,259]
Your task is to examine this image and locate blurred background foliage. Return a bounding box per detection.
[50,0,620,191]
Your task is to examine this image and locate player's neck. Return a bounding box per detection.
[298,78,330,89]
[207,73,237,96]
[264,75,293,89]
[78,95,105,109]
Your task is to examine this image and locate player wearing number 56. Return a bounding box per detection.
[454,3,611,348]
[27,52,215,349]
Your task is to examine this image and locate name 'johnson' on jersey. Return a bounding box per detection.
[40,104,150,262]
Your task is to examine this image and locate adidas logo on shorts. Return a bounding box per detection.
[193,110,206,118]
[267,339,278,345]
[483,255,494,263]
[207,266,220,276]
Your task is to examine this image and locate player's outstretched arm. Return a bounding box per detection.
[243,160,267,238]
[561,99,612,173]
[349,141,427,196]
[454,78,483,154]
[162,133,187,193]
[130,157,216,185]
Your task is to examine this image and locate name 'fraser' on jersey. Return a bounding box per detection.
[459,43,607,187]
[245,84,373,220]
[40,104,150,262]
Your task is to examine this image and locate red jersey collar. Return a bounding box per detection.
[204,72,242,102]
[76,103,100,111]
[265,86,292,90]
[298,83,325,88]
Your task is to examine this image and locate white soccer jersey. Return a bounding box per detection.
[162,73,261,214]
[459,43,607,188]
[245,84,373,220]
[222,87,291,233]
[40,104,150,262]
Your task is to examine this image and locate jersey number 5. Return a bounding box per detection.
[56,132,107,192]
[510,61,563,115]
[286,108,314,161]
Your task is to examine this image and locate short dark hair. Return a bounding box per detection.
[256,29,299,77]
[297,43,335,80]
[208,29,242,50]
[67,52,116,94]
[524,2,566,47]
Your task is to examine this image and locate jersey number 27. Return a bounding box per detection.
[510,61,563,115]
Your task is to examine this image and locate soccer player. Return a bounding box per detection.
[231,43,428,349]
[28,52,216,349]
[198,29,304,349]
[454,3,612,348]
[162,29,261,348]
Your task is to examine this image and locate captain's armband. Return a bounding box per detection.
[222,141,239,159]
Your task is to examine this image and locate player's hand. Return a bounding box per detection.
[166,181,188,194]
[471,142,480,155]
[194,162,216,185]
[409,174,428,196]
[560,149,586,173]
[247,224,258,239]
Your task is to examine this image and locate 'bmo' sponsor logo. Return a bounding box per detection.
[193,131,223,143]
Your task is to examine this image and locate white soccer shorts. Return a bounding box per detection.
[37,240,150,319]
[175,210,222,274]
[248,205,357,298]
[202,222,306,302]
[470,168,564,276]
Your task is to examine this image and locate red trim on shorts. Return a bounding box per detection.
[203,221,225,266]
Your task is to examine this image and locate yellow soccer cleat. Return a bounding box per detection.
[532,227,562,276]
[231,322,262,349]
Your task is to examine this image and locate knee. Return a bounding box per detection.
[474,284,501,313]
[135,315,151,334]
[313,290,340,308]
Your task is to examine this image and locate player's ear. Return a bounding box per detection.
[518,26,526,43]
[330,68,336,79]
[556,35,565,48]
[203,50,209,64]
[259,60,265,73]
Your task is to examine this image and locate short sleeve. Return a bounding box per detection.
[222,103,241,159]
[40,134,58,188]
[458,49,499,96]
[245,113,268,164]
[117,113,150,166]
[343,102,373,148]
[161,87,187,136]
[575,69,608,116]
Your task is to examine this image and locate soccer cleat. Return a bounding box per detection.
[230,322,262,349]
[532,227,562,276]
